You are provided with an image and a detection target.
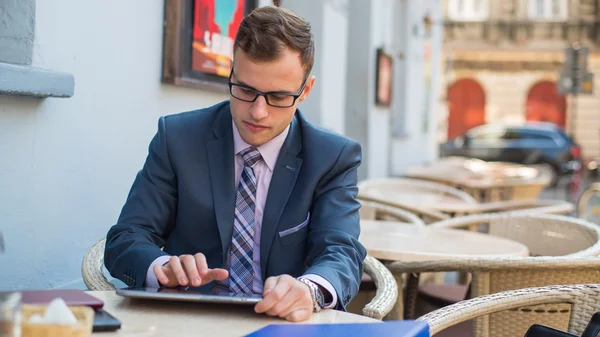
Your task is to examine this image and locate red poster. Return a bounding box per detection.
[192,0,246,77]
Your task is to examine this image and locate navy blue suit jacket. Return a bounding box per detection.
[104,101,366,310]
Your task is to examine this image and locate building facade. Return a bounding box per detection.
[439,0,600,159]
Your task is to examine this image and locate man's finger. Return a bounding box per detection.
[279,287,313,318]
[263,276,280,295]
[285,308,312,322]
[153,263,170,285]
[201,268,229,284]
[194,253,209,281]
[168,256,188,286]
[181,255,201,287]
[255,276,291,314]
[266,287,298,316]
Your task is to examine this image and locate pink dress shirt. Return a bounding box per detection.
[146,120,337,308]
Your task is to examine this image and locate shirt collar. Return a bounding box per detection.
[232,120,290,171]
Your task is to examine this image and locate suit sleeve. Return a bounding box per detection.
[303,139,367,311]
[104,117,177,287]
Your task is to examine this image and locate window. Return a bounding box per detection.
[502,130,523,140]
[468,126,506,143]
[448,0,489,22]
[528,0,568,21]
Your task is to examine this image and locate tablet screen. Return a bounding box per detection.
[116,286,263,305]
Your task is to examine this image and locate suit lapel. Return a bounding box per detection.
[206,107,236,262]
[260,115,303,279]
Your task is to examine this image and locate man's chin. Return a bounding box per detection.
[240,133,267,147]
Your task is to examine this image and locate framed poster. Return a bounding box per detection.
[162,0,257,92]
[375,47,393,107]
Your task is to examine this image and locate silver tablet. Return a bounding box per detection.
[115,287,263,305]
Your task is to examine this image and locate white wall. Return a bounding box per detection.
[0,0,227,290]
[343,0,443,179]
[390,0,443,175]
[367,0,394,179]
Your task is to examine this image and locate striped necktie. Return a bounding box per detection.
[228,147,262,294]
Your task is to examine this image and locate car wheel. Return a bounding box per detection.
[537,163,559,187]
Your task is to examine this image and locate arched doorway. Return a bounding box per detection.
[447,79,486,140]
[525,81,566,128]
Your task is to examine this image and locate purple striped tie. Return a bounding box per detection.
[228,147,262,294]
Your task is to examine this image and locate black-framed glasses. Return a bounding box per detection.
[228,67,308,108]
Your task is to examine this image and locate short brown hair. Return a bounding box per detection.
[233,6,315,79]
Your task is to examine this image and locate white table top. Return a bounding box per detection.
[359,220,530,261]
[89,291,378,337]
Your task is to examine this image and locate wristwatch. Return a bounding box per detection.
[297,277,325,313]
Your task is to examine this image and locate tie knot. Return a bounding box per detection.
[239,147,262,168]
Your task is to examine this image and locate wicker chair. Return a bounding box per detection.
[358,177,478,205]
[359,199,425,225]
[358,177,477,223]
[82,239,397,320]
[357,178,572,222]
[82,238,115,291]
[419,284,600,337]
[388,214,600,328]
[429,213,600,257]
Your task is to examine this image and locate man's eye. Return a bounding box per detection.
[270,95,288,101]
[241,88,255,95]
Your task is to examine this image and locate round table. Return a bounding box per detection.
[89,291,378,336]
[359,220,530,261]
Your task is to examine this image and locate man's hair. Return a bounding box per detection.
[233,6,315,79]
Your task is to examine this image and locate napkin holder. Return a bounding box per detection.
[21,304,94,337]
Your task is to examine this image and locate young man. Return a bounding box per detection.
[104,6,366,322]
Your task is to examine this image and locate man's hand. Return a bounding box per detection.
[254,275,314,322]
[153,253,228,288]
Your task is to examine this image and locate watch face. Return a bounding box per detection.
[314,288,325,307]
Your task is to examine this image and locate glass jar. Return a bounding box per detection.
[0,292,21,337]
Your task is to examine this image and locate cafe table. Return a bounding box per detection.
[88,291,379,337]
[359,220,530,261]
[404,157,551,202]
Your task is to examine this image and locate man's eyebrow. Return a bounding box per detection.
[233,75,297,94]
[234,78,254,88]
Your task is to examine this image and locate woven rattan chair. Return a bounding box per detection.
[82,239,397,320]
[82,238,115,291]
[419,284,600,337]
[359,199,425,225]
[430,213,600,256]
[357,178,571,222]
[443,199,574,217]
[358,177,477,223]
[389,214,600,325]
[358,177,478,205]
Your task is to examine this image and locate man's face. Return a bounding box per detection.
[229,48,315,147]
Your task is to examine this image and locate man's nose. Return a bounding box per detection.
[249,96,269,120]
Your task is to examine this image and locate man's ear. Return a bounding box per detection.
[298,76,316,102]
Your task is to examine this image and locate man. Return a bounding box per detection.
[104,6,366,322]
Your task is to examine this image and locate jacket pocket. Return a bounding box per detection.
[278,212,310,247]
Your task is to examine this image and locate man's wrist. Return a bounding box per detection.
[297,277,324,312]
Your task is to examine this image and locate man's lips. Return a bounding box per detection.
[244,121,268,132]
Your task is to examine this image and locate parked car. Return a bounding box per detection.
[440,123,582,184]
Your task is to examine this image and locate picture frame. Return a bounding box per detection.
[375,47,393,107]
[161,0,258,93]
